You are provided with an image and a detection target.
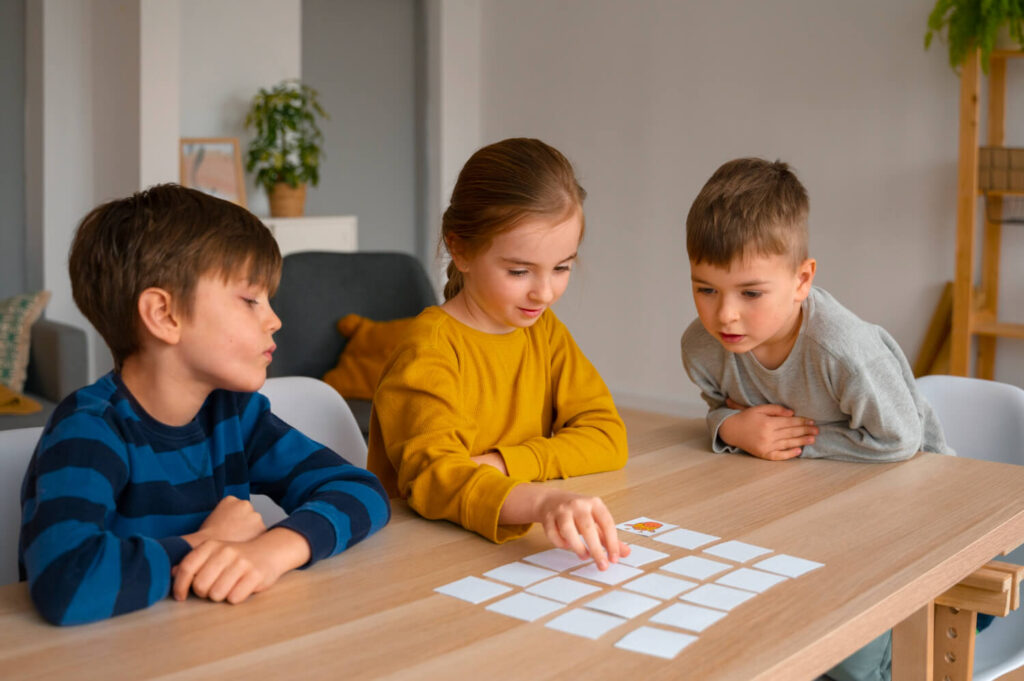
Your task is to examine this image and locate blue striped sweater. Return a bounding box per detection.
[18,372,390,625]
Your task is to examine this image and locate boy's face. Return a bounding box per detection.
[690,252,815,367]
[176,272,281,394]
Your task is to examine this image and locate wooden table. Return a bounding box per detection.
[3,409,1024,681]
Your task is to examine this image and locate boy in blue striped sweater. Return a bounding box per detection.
[18,184,390,625]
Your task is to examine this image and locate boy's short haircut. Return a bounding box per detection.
[686,158,809,269]
[69,183,281,369]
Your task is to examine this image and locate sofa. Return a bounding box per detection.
[267,251,438,436]
[0,318,89,431]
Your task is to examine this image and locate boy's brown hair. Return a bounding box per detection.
[69,184,282,370]
[686,158,809,269]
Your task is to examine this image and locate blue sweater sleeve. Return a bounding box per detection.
[242,394,390,564]
[19,414,189,626]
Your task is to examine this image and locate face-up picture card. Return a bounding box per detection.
[702,540,772,563]
[615,625,698,660]
[483,561,558,587]
[522,548,592,572]
[485,592,564,622]
[652,527,720,550]
[661,555,732,580]
[616,517,678,537]
[650,602,727,633]
[753,554,825,578]
[680,583,756,611]
[584,590,662,619]
[716,567,788,593]
[617,543,670,568]
[570,562,644,586]
[545,608,627,640]
[622,573,698,600]
[435,576,512,604]
[526,576,602,604]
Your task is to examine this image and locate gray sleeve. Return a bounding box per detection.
[800,352,923,463]
[681,328,740,454]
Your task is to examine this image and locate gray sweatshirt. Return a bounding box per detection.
[681,287,953,462]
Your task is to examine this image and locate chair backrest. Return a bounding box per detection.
[916,374,1024,466]
[254,376,368,525]
[269,251,437,380]
[0,427,42,585]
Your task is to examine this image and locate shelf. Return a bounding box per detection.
[972,321,1024,340]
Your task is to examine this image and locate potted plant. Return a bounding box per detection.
[925,0,1024,72]
[244,79,329,217]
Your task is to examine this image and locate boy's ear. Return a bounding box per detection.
[137,287,182,345]
[795,258,817,300]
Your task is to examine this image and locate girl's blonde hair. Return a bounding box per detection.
[440,138,586,300]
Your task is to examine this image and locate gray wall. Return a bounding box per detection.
[0,0,25,298]
[302,0,423,257]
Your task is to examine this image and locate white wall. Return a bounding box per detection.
[452,0,1019,414]
[179,0,301,218]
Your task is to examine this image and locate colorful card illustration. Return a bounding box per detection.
[526,576,602,604]
[546,608,627,640]
[435,576,512,604]
[615,625,697,659]
[616,516,677,537]
[485,592,564,622]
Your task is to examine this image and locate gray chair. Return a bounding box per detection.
[268,251,437,436]
[1,319,88,431]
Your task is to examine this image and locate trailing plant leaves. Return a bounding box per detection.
[925,0,1024,73]
[244,80,329,192]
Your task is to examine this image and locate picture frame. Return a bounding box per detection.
[179,137,247,208]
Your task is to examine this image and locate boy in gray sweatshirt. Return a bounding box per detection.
[681,157,952,463]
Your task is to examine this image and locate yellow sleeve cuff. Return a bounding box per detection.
[497,444,542,481]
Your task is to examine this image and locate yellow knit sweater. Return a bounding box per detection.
[367,306,627,543]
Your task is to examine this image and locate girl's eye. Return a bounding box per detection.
[555,264,572,273]
[696,287,716,295]
[508,270,528,277]
[742,290,763,299]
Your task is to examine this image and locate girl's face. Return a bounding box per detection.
[451,209,583,334]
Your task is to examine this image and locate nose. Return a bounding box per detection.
[266,305,282,334]
[717,296,739,325]
[530,275,555,305]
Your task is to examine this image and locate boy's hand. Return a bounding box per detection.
[183,495,267,548]
[533,489,631,570]
[172,527,310,604]
[719,398,818,461]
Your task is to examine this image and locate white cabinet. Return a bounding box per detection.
[262,216,358,256]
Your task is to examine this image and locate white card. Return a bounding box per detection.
[680,583,756,611]
[485,592,564,622]
[618,543,670,568]
[716,567,788,593]
[753,553,824,578]
[584,590,662,619]
[623,573,698,599]
[661,555,732,580]
[522,548,592,572]
[570,562,644,585]
[483,561,558,587]
[434,576,512,604]
[616,516,678,537]
[652,527,720,550]
[546,608,627,640]
[650,602,727,632]
[526,576,602,604]
[703,540,772,563]
[615,625,697,660]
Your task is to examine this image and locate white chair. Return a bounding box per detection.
[254,376,368,525]
[917,374,1024,681]
[0,426,43,585]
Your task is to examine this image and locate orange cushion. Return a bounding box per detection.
[322,314,415,400]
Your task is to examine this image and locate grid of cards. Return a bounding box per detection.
[434,516,824,660]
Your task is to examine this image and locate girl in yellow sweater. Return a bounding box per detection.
[367,138,630,569]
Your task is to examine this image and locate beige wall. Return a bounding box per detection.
[460,0,1021,413]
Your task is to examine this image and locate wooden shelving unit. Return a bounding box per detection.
[951,48,1024,377]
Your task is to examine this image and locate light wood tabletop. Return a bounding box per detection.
[3,409,1024,681]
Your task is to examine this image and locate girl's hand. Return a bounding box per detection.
[536,489,629,570]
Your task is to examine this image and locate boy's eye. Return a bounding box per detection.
[508,270,528,277]
[243,297,259,306]
[555,264,572,273]
[695,287,716,295]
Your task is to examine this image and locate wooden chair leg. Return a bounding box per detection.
[934,605,977,681]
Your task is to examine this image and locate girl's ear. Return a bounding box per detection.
[447,236,472,273]
[137,287,182,345]
[795,258,817,301]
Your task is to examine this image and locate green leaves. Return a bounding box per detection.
[244,80,329,192]
[925,0,1024,73]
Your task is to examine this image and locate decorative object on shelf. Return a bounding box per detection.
[925,0,1024,72]
[179,137,247,208]
[244,79,328,217]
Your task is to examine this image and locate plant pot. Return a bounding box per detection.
[268,183,307,217]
